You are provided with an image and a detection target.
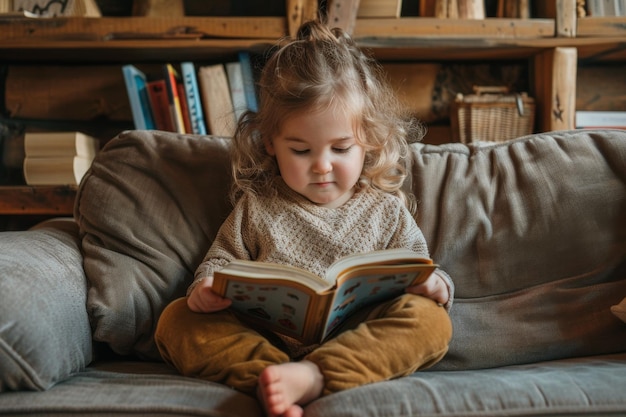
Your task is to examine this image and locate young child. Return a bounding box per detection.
[155,20,453,417]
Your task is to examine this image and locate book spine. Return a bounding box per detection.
[163,64,187,134]
[122,65,156,130]
[23,155,92,186]
[147,80,175,131]
[575,111,626,128]
[177,82,193,134]
[312,292,335,343]
[198,64,236,137]
[24,131,99,158]
[225,61,248,122]
[238,51,259,113]
[181,62,208,135]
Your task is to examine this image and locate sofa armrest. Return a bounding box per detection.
[0,219,92,391]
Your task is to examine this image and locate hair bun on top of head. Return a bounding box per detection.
[296,20,353,45]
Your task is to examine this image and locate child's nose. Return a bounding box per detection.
[312,155,332,174]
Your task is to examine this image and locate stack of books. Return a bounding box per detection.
[23,131,100,186]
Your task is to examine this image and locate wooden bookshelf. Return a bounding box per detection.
[0,0,625,228]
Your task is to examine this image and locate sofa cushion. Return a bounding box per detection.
[76,131,233,359]
[0,219,92,391]
[408,129,626,370]
[305,353,626,416]
[0,362,263,416]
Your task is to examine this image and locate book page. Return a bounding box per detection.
[325,248,432,280]
[321,265,435,340]
[223,279,312,339]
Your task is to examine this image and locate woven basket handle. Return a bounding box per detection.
[473,86,509,95]
[472,86,527,115]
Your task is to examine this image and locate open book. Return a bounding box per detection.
[212,248,437,344]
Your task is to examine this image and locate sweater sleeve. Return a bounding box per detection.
[187,198,253,296]
[392,204,455,312]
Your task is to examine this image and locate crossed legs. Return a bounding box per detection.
[155,294,452,416]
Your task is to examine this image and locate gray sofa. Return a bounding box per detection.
[1,128,626,416]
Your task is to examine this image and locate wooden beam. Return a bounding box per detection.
[287,0,305,37]
[532,47,577,132]
[327,0,361,34]
[555,0,576,37]
[303,0,319,22]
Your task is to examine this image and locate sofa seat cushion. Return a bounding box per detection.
[0,362,262,417]
[305,353,626,417]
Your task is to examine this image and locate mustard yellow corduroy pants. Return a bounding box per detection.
[155,293,452,396]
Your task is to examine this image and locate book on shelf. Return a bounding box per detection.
[237,51,259,113]
[122,65,156,130]
[23,155,93,186]
[24,131,100,159]
[575,111,626,129]
[176,82,193,134]
[162,63,187,133]
[181,62,208,135]
[212,248,437,344]
[198,64,237,137]
[357,0,402,18]
[429,0,486,18]
[225,61,248,122]
[147,79,175,131]
[497,0,531,18]
[586,0,626,16]
[419,0,437,16]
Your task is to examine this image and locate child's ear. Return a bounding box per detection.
[263,137,276,156]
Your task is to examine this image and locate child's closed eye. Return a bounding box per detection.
[333,146,353,154]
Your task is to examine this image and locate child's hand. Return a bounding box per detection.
[187,276,232,313]
[406,271,449,306]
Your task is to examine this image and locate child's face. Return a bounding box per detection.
[266,106,365,209]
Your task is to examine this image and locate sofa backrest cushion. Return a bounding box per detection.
[76,130,233,359]
[77,129,626,365]
[408,129,626,370]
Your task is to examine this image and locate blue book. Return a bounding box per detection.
[122,65,155,130]
[180,62,207,135]
[237,51,259,112]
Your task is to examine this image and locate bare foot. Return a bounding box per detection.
[258,360,324,417]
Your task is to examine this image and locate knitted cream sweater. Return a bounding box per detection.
[191,179,453,308]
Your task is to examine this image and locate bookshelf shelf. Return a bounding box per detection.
[0,186,76,215]
[577,16,626,37]
[1,16,624,63]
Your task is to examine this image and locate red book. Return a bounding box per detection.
[177,82,193,134]
[147,79,175,132]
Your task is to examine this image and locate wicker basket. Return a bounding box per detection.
[450,86,535,143]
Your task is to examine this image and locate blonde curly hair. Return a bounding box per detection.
[230,20,423,213]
